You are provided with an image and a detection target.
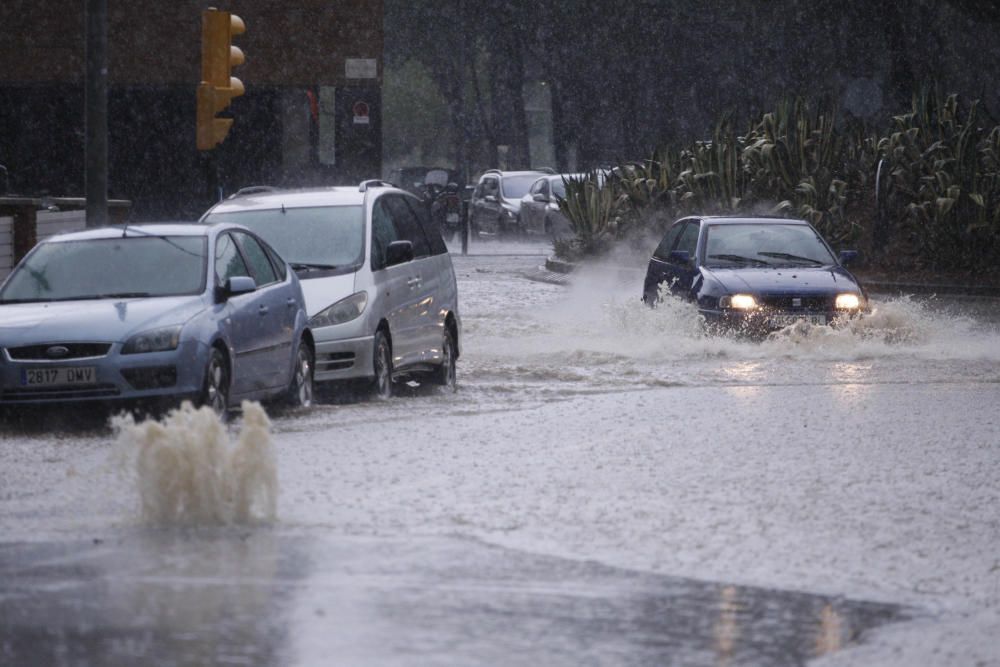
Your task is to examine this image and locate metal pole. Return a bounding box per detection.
[85,0,109,227]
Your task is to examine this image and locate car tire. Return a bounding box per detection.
[200,347,230,418]
[372,329,393,400]
[285,340,314,408]
[432,326,457,391]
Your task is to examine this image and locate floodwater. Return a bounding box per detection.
[1,239,997,666]
[1,533,904,667]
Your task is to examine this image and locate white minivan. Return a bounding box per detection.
[201,181,460,398]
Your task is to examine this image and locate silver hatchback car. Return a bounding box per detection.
[0,223,314,413]
[201,182,461,398]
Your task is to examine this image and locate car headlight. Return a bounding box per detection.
[719,294,758,310]
[835,293,862,310]
[309,291,368,328]
[122,325,182,354]
[501,207,517,219]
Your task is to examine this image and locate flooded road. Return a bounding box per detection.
[2,533,902,667]
[1,243,998,666]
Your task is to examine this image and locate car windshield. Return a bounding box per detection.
[0,235,207,303]
[703,223,836,267]
[206,206,365,268]
[551,179,567,199]
[501,175,542,199]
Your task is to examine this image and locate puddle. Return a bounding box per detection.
[0,534,906,667]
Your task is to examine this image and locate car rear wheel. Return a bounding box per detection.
[285,340,314,408]
[432,327,457,391]
[200,347,230,417]
[372,330,393,400]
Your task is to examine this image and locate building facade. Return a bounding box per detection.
[0,0,384,220]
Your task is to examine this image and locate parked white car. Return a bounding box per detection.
[200,182,460,398]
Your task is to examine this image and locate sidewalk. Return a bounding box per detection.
[535,257,1000,298]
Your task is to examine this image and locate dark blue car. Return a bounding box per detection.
[643,216,867,333]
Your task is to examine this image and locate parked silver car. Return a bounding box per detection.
[0,223,314,414]
[467,169,550,237]
[200,181,461,399]
[518,173,581,238]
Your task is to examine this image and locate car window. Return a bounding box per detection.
[676,221,700,257]
[383,195,430,258]
[703,223,836,266]
[261,240,287,281]
[371,199,400,271]
[551,178,567,199]
[501,174,541,199]
[404,196,448,255]
[205,205,365,269]
[653,222,685,260]
[215,233,251,286]
[0,236,207,302]
[483,177,499,197]
[529,179,544,196]
[234,231,278,286]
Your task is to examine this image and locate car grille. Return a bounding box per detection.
[759,295,833,311]
[121,366,177,390]
[6,343,112,361]
[319,352,355,372]
[1,384,121,401]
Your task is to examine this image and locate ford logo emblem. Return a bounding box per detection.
[46,345,70,359]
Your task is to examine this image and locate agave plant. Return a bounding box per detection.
[672,113,747,215]
[878,89,1000,269]
[742,98,860,244]
[556,173,618,257]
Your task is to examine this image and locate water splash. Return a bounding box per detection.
[112,401,277,525]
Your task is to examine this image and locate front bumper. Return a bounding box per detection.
[700,308,863,335]
[313,334,374,382]
[0,340,207,406]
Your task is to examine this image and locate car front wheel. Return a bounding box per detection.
[372,330,393,400]
[286,340,314,408]
[432,327,457,391]
[201,347,230,417]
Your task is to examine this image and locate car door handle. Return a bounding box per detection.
[258,305,269,315]
[286,298,296,308]
[407,278,421,288]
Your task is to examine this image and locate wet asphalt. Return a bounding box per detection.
[0,532,904,667]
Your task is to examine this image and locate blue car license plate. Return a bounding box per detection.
[769,314,827,328]
[21,367,97,387]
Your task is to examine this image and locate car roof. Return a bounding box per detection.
[694,216,810,225]
[481,169,549,179]
[205,186,370,215]
[42,223,214,243]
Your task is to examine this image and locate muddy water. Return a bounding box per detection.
[455,255,1000,404]
[112,401,277,524]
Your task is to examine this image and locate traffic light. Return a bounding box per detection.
[196,8,246,150]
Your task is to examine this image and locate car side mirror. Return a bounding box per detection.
[385,240,414,267]
[484,194,498,203]
[669,250,691,265]
[218,275,256,301]
[533,193,548,202]
[839,250,858,266]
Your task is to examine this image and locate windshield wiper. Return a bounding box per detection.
[0,297,54,304]
[290,262,338,271]
[0,292,154,304]
[92,292,155,299]
[757,252,825,265]
[707,254,771,266]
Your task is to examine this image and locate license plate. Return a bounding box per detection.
[769,314,827,328]
[446,213,460,222]
[20,367,97,387]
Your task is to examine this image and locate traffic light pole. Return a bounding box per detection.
[85,0,108,227]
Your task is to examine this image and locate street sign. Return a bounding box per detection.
[353,101,370,125]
